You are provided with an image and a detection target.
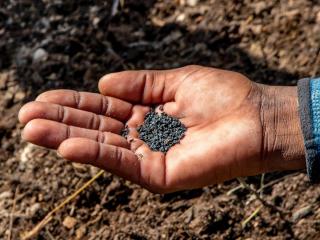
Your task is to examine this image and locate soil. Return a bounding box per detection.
[137,111,186,153]
[0,0,320,239]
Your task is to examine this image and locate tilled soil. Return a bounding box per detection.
[0,0,320,239]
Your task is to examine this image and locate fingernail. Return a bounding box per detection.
[56,151,63,158]
[127,136,135,143]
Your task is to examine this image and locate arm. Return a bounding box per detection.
[257,84,305,172]
[18,65,306,193]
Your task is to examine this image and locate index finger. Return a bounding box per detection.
[36,90,133,122]
[98,67,195,104]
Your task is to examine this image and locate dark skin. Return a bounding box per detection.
[18,65,306,193]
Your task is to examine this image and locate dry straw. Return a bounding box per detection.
[21,170,105,240]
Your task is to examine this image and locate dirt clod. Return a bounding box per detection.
[62,216,77,229]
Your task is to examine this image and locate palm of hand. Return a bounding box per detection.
[19,66,263,193]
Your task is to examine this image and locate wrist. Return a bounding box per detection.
[259,84,306,172]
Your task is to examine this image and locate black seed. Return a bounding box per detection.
[121,125,129,138]
[137,110,186,153]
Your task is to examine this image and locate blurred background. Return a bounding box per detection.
[0,0,320,239]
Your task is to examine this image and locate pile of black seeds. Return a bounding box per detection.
[136,111,187,153]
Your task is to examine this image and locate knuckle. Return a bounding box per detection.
[97,131,106,143]
[90,114,101,130]
[100,96,109,116]
[114,146,123,161]
[102,132,115,144]
[73,91,81,108]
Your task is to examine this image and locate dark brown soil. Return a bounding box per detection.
[1,0,320,239]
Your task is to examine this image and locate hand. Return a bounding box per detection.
[18,65,305,193]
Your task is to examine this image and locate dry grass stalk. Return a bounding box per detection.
[241,205,263,228]
[237,177,289,217]
[21,170,105,240]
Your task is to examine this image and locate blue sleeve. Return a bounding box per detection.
[297,77,320,183]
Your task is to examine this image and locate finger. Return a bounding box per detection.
[22,119,129,149]
[36,90,133,121]
[19,101,123,133]
[129,140,166,191]
[98,66,198,104]
[58,138,167,192]
[58,138,141,183]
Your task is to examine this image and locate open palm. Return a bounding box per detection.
[19,65,302,193]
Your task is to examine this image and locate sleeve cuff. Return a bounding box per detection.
[297,77,320,183]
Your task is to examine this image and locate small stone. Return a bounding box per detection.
[92,17,100,27]
[186,0,198,7]
[14,90,26,102]
[75,225,87,239]
[27,203,41,216]
[63,216,77,229]
[292,205,313,222]
[251,25,262,35]
[176,13,186,22]
[249,43,263,59]
[20,143,35,163]
[38,193,44,202]
[0,191,12,199]
[32,48,48,63]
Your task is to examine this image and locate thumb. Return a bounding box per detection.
[98,66,196,104]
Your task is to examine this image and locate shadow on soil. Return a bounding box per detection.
[1,0,300,99]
